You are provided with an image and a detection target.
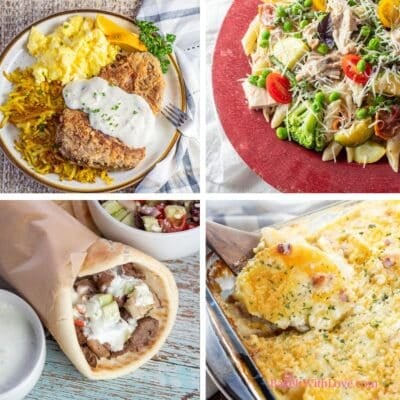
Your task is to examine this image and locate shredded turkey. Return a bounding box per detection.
[296,52,341,82]
[302,20,320,50]
[328,0,358,54]
[390,28,400,55]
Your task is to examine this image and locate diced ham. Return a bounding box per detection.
[339,289,349,302]
[312,274,333,289]
[277,243,292,255]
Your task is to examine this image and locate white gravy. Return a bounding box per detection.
[63,77,155,148]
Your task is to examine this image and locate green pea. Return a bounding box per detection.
[294,32,302,39]
[348,0,356,6]
[304,0,313,7]
[300,20,310,29]
[356,108,368,119]
[368,106,377,115]
[315,92,325,104]
[373,95,385,105]
[291,4,303,15]
[329,91,341,102]
[248,75,259,85]
[360,26,371,37]
[317,43,330,55]
[276,127,288,140]
[261,69,272,79]
[312,102,321,113]
[257,76,267,88]
[259,39,269,48]
[283,21,293,32]
[276,6,287,18]
[357,59,367,73]
[261,30,271,41]
[367,38,380,50]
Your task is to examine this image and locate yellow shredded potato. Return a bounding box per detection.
[0,69,112,184]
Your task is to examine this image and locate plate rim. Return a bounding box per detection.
[0,9,185,193]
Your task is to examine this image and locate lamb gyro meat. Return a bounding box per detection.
[72,263,159,366]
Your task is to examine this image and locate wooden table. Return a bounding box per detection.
[1,255,200,399]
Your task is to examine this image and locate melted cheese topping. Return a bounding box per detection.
[223,201,400,400]
[235,241,352,331]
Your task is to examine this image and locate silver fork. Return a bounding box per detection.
[161,103,197,140]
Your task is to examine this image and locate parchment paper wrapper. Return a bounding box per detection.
[54,200,100,234]
[0,201,178,380]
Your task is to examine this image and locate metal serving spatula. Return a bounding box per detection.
[206,220,260,275]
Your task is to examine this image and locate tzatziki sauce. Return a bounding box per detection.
[63,77,155,148]
[0,301,37,392]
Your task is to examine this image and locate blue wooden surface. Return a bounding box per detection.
[26,255,200,400]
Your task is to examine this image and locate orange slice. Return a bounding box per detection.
[377,0,400,28]
[96,15,147,52]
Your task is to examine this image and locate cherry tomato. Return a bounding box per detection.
[74,319,85,328]
[341,54,372,85]
[266,73,292,104]
[163,215,187,232]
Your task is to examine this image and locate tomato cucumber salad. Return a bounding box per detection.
[242,0,400,172]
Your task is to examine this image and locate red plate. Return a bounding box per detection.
[212,0,400,193]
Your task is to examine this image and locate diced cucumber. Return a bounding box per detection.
[165,205,186,221]
[102,301,120,322]
[102,200,123,215]
[334,119,373,147]
[124,282,136,296]
[113,208,130,221]
[121,212,135,227]
[94,294,113,307]
[272,38,309,69]
[354,141,386,164]
[142,216,162,232]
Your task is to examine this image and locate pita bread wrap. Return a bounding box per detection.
[0,201,178,380]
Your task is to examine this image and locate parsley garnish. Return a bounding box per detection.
[135,20,176,74]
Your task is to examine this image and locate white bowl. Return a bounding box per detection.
[88,201,200,260]
[0,290,46,400]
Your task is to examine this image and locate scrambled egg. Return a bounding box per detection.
[27,16,119,84]
[218,201,400,400]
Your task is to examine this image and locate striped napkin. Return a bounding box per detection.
[136,0,200,193]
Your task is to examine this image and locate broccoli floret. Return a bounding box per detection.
[286,101,326,151]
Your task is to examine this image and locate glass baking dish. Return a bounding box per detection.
[206,201,361,400]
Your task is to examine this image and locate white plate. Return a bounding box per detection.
[0,290,46,400]
[0,10,185,192]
